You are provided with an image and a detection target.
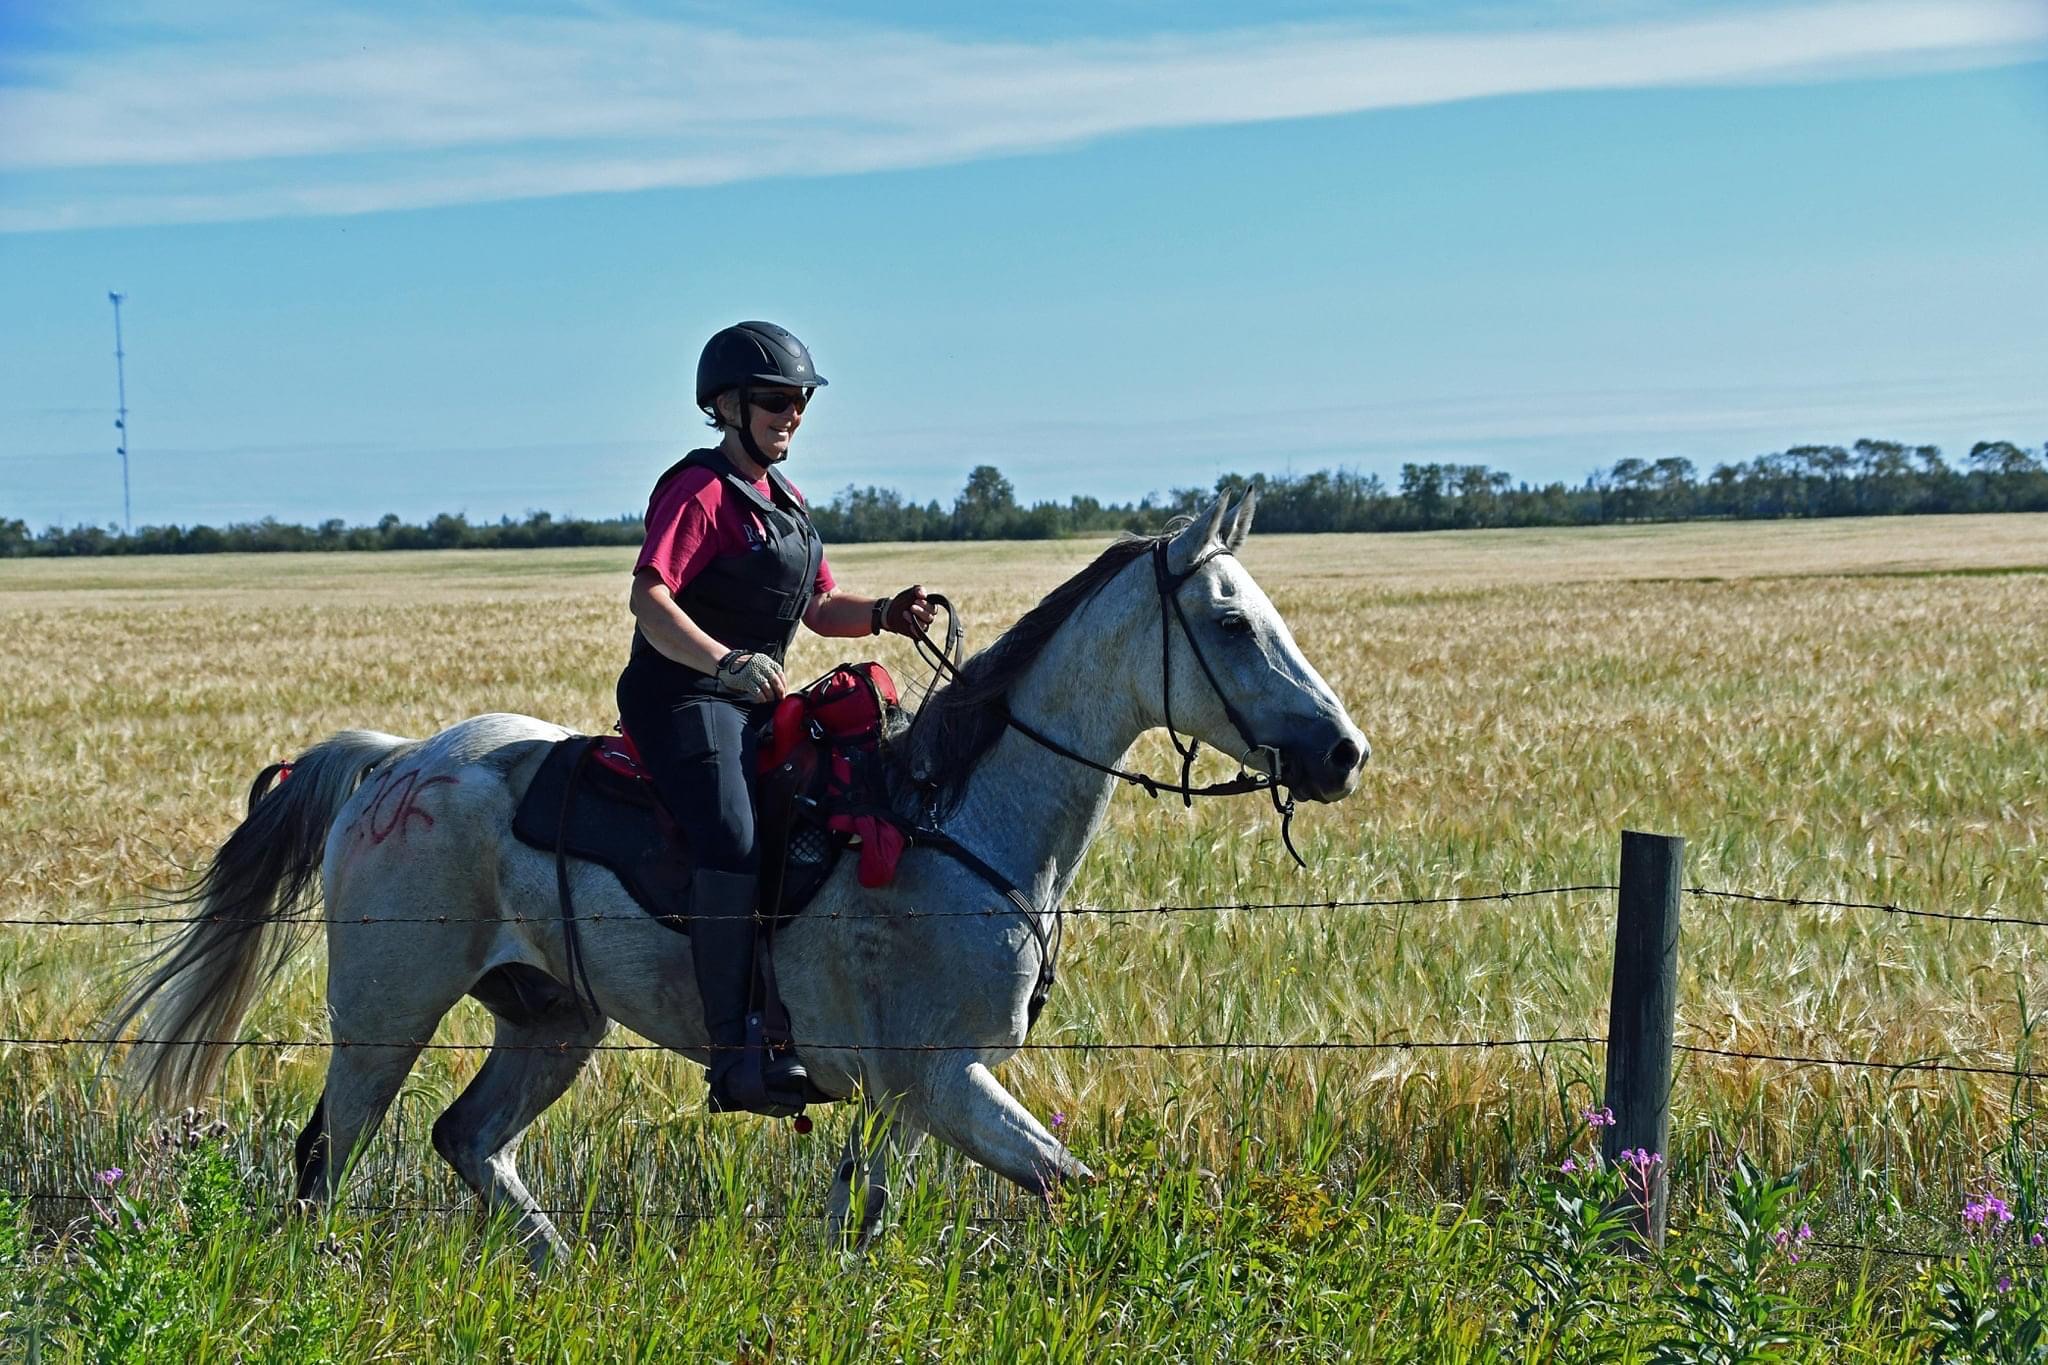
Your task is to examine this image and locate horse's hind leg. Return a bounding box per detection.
[304,1031,435,1206]
[825,1097,926,1248]
[301,941,471,1208]
[293,1093,329,1202]
[432,966,608,1268]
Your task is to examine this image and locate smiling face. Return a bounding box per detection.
[716,385,809,465]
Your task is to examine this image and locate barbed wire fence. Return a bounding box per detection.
[3,848,2044,1265]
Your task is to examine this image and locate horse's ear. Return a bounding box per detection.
[1223,486,1257,551]
[1166,494,1229,575]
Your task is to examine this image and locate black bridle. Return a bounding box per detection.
[910,539,1305,867]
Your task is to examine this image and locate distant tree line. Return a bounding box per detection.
[4,438,2044,558]
[0,509,649,559]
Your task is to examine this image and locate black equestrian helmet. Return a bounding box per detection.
[696,322,829,412]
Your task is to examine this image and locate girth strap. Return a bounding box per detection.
[553,739,605,1023]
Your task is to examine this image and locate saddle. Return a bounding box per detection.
[509,661,907,935]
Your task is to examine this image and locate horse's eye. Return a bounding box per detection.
[1218,612,1253,636]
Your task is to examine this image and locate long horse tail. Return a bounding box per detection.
[105,729,418,1110]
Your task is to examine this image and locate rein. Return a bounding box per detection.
[876,536,1306,1032]
[910,540,1306,867]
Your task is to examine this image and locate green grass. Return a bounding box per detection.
[3,514,2047,1359]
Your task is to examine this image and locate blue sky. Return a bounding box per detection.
[2,0,2045,530]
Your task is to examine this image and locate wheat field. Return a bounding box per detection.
[2,513,2045,1358]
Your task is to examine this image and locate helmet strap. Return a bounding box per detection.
[733,389,785,467]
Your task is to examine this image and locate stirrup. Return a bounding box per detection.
[705,1012,809,1119]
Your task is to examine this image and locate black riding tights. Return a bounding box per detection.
[616,659,766,875]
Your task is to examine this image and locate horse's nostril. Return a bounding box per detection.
[1327,737,1363,775]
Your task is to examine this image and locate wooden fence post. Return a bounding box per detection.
[1602,829,1683,1248]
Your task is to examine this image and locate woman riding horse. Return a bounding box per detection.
[618,321,933,1116]
[111,481,1366,1262]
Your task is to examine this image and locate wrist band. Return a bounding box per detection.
[871,598,888,636]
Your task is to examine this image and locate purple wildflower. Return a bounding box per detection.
[95,1167,123,1187]
[1582,1106,1615,1129]
[1964,1193,2014,1232]
[1049,1111,1067,1131]
[1998,1276,2013,1294]
[1773,1222,1814,1263]
[1561,1157,1578,1174]
[2032,1232,2045,1248]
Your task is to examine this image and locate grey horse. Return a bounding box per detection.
[109,490,1367,1264]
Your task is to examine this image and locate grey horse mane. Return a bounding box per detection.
[903,529,1170,810]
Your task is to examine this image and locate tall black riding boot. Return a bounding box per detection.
[690,868,808,1117]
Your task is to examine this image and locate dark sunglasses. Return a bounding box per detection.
[745,388,812,415]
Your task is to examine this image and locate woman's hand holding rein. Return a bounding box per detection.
[713,649,786,702]
[878,585,935,637]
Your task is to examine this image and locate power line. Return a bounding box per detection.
[108,291,131,535]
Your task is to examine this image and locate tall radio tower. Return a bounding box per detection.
[109,291,131,534]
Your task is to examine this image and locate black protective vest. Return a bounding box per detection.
[630,449,824,686]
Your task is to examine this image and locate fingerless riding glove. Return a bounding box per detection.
[714,649,784,700]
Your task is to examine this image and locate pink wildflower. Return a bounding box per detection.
[1773,1222,1814,1263]
[1964,1193,2014,1232]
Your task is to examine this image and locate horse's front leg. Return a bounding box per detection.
[825,1096,925,1248]
[919,1059,1091,1199]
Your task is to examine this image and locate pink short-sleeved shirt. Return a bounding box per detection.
[633,463,836,598]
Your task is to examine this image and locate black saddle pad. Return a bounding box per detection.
[510,736,846,934]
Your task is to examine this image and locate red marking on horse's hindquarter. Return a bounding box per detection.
[358,769,459,847]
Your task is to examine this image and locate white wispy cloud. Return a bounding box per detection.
[3,1,2043,230]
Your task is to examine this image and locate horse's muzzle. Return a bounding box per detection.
[1276,717,1368,803]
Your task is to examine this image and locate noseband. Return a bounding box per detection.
[914,539,1305,867]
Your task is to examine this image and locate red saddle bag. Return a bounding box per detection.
[761,662,906,888]
[811,660,899,738]
[758,661,899,771]
[608,663,909,888]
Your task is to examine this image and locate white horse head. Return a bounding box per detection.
[1153,488,1368,803]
